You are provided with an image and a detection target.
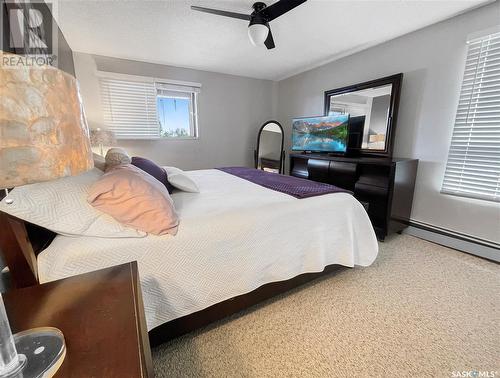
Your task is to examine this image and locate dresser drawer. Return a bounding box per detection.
[357,165,391,188]
[357,174,390,188]
[354,182,389,228]
[329,161,357,191]
[307,159,330,183]
[290,156,309,178]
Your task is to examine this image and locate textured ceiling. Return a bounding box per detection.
[54,0,489,81]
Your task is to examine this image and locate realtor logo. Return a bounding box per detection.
[1,0,57,63]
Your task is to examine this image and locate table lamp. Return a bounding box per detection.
[0,53,93,377]
[90,128,116,156]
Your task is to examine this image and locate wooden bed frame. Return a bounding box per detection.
[0,211,345,347]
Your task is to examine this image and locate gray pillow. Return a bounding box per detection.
[105,148,131,168]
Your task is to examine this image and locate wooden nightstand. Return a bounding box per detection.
[3,262,153,377]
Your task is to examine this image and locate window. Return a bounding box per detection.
[156,83,199,138]
[99,73,200,139]
[441,29,500,202]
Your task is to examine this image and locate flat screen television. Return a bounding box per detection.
[292,114,349,153]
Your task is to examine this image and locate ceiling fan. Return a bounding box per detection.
[191,0,307,49]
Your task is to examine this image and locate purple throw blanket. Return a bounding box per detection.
[217,167,351,199]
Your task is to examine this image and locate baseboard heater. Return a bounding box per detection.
[404,220,499,263]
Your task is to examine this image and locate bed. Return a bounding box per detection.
[0,168,378,346]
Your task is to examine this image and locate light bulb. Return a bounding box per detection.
[248,23,269,46]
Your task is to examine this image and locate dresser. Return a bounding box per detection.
[290,153,418,240]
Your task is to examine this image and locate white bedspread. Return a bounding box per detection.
[38,169,378,330]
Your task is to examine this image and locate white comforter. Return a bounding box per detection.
[38,169,378,330]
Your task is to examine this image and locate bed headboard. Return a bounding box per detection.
[0,212,56,288]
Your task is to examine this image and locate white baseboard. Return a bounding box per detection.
[404,221,499,263]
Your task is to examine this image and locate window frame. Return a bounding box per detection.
[155,89,199,140]
[98,71,201,141]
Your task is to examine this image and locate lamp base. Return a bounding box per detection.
[0,355,25,378]
[2,327,66,378]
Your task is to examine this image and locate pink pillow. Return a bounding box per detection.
[88,164,179,235]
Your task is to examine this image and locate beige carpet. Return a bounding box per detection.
[152,235,500,377]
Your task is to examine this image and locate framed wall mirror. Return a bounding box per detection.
[254,121,285,174]
[324,73,403,157]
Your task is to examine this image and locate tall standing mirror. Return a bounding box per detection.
[254,121,285,174]
[324,73,402,157]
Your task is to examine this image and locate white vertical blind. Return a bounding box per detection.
[441,31,500,202]
[100,77,160,139]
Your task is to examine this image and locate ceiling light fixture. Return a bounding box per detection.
[248,23,269,46]
[191,0,308,50]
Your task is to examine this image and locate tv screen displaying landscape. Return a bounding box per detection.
[292,114,349,153]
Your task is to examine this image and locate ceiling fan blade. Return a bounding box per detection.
[191,6,251,21]
[262,0,307,22]
[264,28,275,50]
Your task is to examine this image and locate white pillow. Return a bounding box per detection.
[0,168,146,238]
[164,166,183,176]
[164,167,200,193]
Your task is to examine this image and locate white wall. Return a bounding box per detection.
[276,1,500,244]
[73,52,275,170]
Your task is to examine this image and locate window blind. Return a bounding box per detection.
[441,30,500,202]
[100,77,159,139]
